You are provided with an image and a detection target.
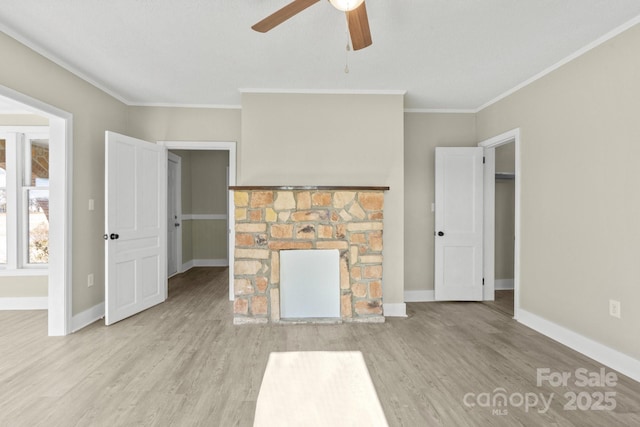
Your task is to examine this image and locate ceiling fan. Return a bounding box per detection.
[252,0,372,51]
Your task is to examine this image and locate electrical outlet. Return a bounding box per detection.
[609,299,621,319]
[88,273,94,287]
[88,199,95,211]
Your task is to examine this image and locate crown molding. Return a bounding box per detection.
[404,108,476,114]
[475,13,640,113]
[239,88,407,96]
[0,23,132,106]
[128,102,242,109]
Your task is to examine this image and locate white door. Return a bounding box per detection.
[434,147,484,301]
[105,131,167,325]
[167,152,181,277]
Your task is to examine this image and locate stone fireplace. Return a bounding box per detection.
[230,186,388,324]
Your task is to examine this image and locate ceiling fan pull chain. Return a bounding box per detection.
[344,15,351,73]
[345,43,350,73]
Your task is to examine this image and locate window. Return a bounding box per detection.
[0,127,49,270]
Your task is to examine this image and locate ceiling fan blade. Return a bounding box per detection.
[252,0,321,33]
[347,1,372,50]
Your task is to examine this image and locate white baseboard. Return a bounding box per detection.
[404,290,435,302]
[383,303,407,317]
[181,260,195,272]
[182,214,227,221]
[181,258,228,272]
[518,309,640,383]
[495,279,514,290]
[71,302,105,333]
[0,296,48,310]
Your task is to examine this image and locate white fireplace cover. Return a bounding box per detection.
[280,249,340,319]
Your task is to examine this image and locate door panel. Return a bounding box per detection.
[141,255,160,298]
[105,131,167,325]
[116,260,136,307]
[435,147,484,301]
[115,143,136,231]
[443,154,477,233]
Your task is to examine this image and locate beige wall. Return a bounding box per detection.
[126,106,240,143]
[0,32,129,314]
[404,113,476,292]
[477,24,640,359]
[0,276,47,298]
[241,93,405,304]
[0,114,48,126]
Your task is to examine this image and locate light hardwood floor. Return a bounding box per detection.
[1,268,639,426]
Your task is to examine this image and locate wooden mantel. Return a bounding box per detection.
[229,185,390,191]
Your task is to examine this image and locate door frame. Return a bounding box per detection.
[0,85,73,336]
[167,151,182,278]
[158,141,236,301]
[478,128,521,319]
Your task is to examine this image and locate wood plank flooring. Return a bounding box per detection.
[1,268,639,426]
[483,289,514,317]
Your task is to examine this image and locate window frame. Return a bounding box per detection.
[0,126,50,273]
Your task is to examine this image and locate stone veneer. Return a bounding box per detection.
[231,187,387,324]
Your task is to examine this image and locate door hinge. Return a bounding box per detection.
[483,156,486,164]
[482,278,485,285]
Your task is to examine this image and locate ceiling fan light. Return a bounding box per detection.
[329,0,365,12]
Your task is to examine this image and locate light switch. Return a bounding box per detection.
[89,199,95,211]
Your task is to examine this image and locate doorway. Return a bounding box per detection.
[479,128,521,319]
[0,86,72,336]
[159,141,236,301]
[167,152,181,278]
[493,142,515,316]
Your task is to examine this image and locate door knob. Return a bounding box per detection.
[175,223,180,227]
[110,233,119,240]
[438,231,444,236]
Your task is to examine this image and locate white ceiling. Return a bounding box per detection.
[1,1,640,110]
